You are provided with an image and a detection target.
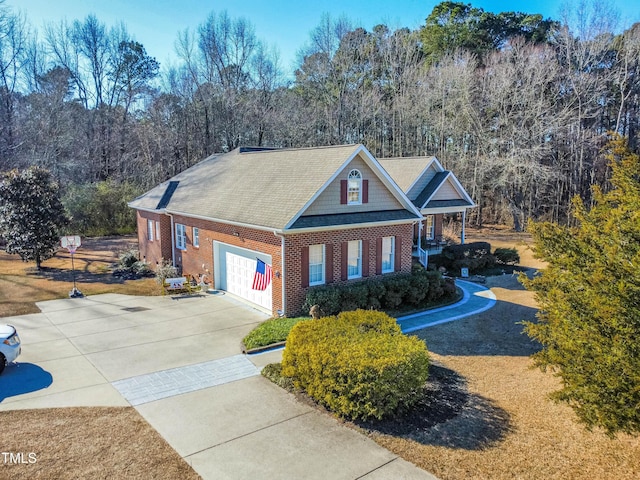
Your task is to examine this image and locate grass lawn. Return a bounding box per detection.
[242,316,310,351]
[0,408,201,480]
[0,237,199,479]
[0,236,158,317]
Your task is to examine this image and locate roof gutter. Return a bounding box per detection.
[164,208,283,234]
[137,207,421,236]
[280,217,420,235]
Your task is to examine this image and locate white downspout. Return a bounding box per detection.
[168,213,176,267]
[274,231,286,316]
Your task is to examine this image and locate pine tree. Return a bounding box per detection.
[522,134,640,435]
[0,167,69,269]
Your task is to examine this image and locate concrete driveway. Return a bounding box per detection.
[0,291,437,480]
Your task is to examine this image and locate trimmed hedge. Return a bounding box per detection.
[303,267,456,316]
[281,310,429,420]
[439,241,496,274]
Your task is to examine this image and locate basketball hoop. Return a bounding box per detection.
[61,235,81,252]
[60,235,83,298]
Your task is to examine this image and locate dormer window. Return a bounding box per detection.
[347,169,362,204]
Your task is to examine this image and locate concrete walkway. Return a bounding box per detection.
[398,279,497,333]
[1,291,439,480]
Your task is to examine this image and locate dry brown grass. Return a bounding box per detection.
[0,408,201,479]
[363,227,640,480]
[0,236,158,318]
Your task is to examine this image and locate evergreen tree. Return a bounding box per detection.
[522,134,640,436]
[0,167,69,269]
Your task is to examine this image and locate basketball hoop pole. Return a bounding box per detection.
[61,235,83,298]
[71,250,77,293]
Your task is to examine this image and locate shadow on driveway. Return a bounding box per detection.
[0,363,53,402]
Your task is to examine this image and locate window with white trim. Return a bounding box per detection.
[176,223,186,250]
[425,215,435,240]
[147,219,154,241]
[381,236,395,273]
[193,227,200,247]
[347,169,362,204]
[347,240,362,279]
[309,244,325,286]
[155,221,161,240]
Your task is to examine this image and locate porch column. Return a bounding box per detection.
[461,210,466,245]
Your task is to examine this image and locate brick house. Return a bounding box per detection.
[129,145,473,316]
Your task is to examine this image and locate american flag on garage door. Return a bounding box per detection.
[252,258,272,290]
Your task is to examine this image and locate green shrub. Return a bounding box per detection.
[242,316,309,350]
[282,310,429,421]
[440,241,496,274]
[381,275,410,309]
[304,268,455,316]
[494,247,520,265]
[339,281,369,312]
[118,249,139,269]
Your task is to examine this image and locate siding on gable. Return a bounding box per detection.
[431,178,462,201]
[406,164,438,200]
[302,154,403,216]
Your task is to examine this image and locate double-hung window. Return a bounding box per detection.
[347,240,362,279]
[193,227,200,247]
[425,215,435,240]
[176,224,187,250]
[155,221,161,240]
[309,244,325,286]
[381,236,395,273]
[147,219,154,241]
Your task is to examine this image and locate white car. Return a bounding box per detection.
[0,324,21,375]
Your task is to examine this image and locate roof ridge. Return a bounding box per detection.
[237,144,361,155]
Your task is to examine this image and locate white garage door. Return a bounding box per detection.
[224,251,272,311]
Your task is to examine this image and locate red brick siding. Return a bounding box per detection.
[168,215,283,315]
[435,214,443,238]
[283,223,414,315]
[136,212,172,266]
[136,210,413,317]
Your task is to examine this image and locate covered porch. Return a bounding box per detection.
[414,207,470,267]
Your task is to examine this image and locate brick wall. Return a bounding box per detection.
[283,223,414,315]
[136,210,414,317]
[136,212,172,265]
[168,214,283,315]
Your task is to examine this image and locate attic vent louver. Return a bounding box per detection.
[156,181,179,209]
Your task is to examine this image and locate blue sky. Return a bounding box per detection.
[4,0,639,77]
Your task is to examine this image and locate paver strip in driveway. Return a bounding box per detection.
[112,354,260,405]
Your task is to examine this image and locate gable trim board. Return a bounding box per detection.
[405,157,444,196]
[284,145,423,230]
[413,172,475,212]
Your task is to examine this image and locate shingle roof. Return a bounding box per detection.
[377,156,437,192]
[129,144,415,230]
[290,210,418,229]
[425,199,474,209]
[414,171,450,209]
